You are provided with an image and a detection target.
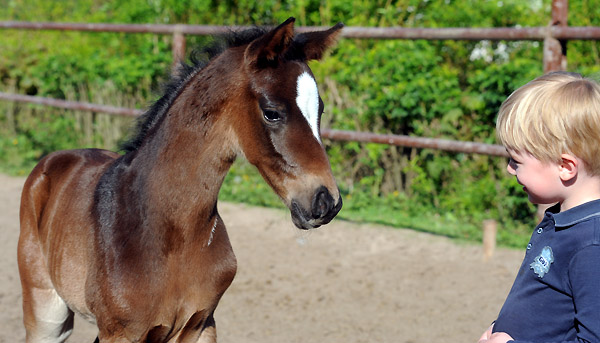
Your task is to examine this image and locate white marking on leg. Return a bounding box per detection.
[296,72,321,142]
[29,289,73,343]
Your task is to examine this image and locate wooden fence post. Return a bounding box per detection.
[172,25,186,67]
[544,0,568,72]
[483,219,497,261]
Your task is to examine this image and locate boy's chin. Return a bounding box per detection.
[529,195,558,207]
[527,194,547,205]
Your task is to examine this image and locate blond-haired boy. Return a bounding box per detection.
[479,72,600,343]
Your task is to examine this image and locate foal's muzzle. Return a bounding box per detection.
[290,186,342,230]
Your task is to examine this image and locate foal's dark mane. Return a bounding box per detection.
[120,26,274,153]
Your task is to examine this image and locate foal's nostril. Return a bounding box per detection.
[312,186,334,220]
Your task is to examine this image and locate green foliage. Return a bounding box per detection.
[0,107,81,174]
[219,161,285,209]
[2,0,600,248]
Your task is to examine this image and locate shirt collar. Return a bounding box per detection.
[547,199,600,228]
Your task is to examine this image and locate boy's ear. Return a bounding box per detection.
[558,153,579,182]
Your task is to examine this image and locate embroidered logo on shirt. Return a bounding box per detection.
[530,246,554,278]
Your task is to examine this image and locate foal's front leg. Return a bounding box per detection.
[196,314,217,343]
[96,338,130,343]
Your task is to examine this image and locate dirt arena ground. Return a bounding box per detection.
[0,173,525,343]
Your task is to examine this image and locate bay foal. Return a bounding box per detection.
[18,18,343,343]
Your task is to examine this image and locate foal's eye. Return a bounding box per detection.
[263,109,282,123]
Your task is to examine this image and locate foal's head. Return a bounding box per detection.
[123,18,343,229]
[228,18,343,229]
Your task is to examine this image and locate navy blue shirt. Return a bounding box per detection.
[493,200,600,343]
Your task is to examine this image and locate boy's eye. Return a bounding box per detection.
[508,157,519,169]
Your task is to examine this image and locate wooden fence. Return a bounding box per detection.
[1,0,599,158]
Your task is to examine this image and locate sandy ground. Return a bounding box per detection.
[0,173,525,343]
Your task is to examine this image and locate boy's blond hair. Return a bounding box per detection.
[496,71,600,176]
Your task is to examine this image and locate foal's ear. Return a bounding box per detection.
[294,22,344,61]
[245,17,296,68]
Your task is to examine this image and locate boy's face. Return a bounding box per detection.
[506,150,563,205]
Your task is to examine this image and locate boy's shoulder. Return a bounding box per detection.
[553,199,600,228]
[551,200,600,252]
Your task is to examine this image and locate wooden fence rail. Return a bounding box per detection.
[3,19,600,40]
[0,92,508,157]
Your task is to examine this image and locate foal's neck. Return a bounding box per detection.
[131,56,240,232]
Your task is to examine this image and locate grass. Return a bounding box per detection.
[219,160,533,249]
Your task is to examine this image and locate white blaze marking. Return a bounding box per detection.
[296,72,321,142]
